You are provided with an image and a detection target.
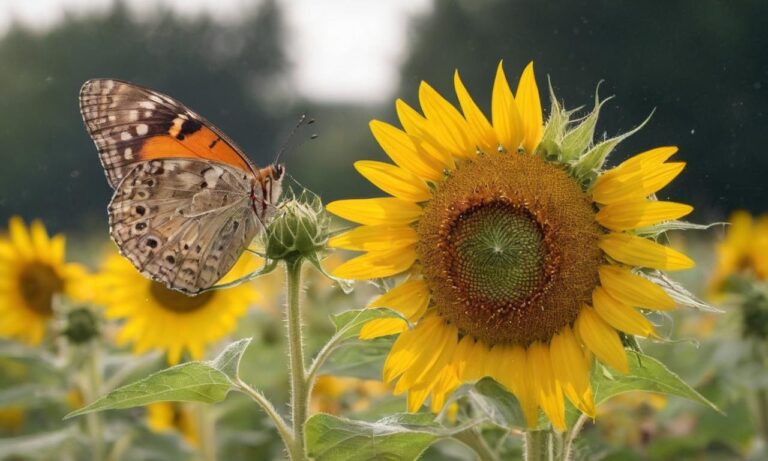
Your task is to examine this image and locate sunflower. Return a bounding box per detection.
[326,62,695,431]
[711,211,768,289]
[146,402,199,446]
[95,251,262,364]
[310,375,390,415]
[0,217,89,345]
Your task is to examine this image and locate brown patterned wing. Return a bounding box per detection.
[108,158,260,294]
[80,79,257,189]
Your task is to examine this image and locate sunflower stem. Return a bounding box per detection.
[197,403,217,461]
[524,429,553,461]
[286,256,308,460]
[454,427,498,461]
[84,341,106,461]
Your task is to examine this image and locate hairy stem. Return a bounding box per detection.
[524,430,552,461]
[286,257,308,460]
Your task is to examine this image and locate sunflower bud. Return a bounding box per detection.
[63,307,99,344]
[264,189,330,262]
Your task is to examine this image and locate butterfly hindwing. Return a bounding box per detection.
[80,79,256,188]
[108,158,260,294]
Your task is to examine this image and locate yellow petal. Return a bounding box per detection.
[430,365,460,413]
[326,198,422,226]
[397,321,457,390]
[599,233,695,271]
[30,220,52,262]
[354,161,432,202]
[396,99,454,168]
[9,216,34,259]
[592,162,685,205]
[383,313,443,382]
[575,306,629,373]
[596,200,693,231]
[369,279,430,320]
[592,287,655,337]
[419,81,474,158]
[454,70,497,154]
[527,342,566,431]
[369,120,444,181]
[490,345,538,428]
[614,146,678,170]
[515,62,543,154]
[460,337,489,382]
[332,247,417,280]
[599,265,676,310]
[329,225,418,252]
[491,61,524,152]
[453,335,475,381]
[360,318,408,339]
[550,327,595,418]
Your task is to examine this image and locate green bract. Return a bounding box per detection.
[264,190,330,262]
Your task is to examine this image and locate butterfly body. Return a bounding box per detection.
[80,79,283,294]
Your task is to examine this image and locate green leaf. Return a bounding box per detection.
[65,338,253,419]
[593,351,721,413]
[209,337,252,380]
[0,428,76,459]
[306,413,466,461]
[330,308,403,342]
[65,362,231,419]
[468,378,525,429]
[320,337,392,380]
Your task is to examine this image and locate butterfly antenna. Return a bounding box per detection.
[273,114,317,165]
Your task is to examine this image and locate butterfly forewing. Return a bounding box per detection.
[109,158,261,294]
[80,79,256,188]
[82,79,285,294]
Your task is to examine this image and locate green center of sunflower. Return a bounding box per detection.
[18,262,64,316]
[417,153,602,346]
[446,202,548,305]
[149,282,215,312]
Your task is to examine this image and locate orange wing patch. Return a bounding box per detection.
[80,79,257,189]
[139,115,252,173]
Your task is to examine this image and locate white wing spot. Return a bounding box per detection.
[124,148,133,159]
[139,101,156,110]
[128,110,139,121]
[120,131,132,141]
[136,124,149,136]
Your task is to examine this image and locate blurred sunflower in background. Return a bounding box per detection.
[94,251,262,364]
[710,211,768,339]
[146,402,199,446]
[0,217,90,345]
[310,375,390,415]
[711,211,768,290]
[327,61,695,431]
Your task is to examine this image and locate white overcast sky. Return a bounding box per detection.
[0,0,433,103]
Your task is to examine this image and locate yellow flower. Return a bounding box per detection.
[146,402,199,446]
[0,217,90,345]
[94,251,262,364]
[0,406,25,434]
[711,211,768,289]
[310,375,390,415]
[327,62,694,431]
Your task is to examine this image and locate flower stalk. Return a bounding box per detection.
[524,429,553,461]
[286,256,309,460]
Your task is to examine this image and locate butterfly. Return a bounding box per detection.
[80,79,284,295]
